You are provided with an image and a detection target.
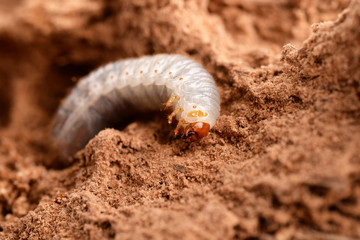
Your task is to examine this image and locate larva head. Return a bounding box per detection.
[183,122,210,142]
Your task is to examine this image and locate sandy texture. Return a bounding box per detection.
[0,0,359,239]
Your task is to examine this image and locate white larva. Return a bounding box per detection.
[52,54,220,158]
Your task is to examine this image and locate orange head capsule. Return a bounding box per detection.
[183,122,210,142]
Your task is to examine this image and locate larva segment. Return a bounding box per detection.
[52,54,220,159]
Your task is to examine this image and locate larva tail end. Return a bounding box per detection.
[183,122,210,142]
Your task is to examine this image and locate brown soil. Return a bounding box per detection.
[0,0,359,239]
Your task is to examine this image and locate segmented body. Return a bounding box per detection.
[52,54,220,158]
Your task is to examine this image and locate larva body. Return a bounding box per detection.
[52,54,220,158]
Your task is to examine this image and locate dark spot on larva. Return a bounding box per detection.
[179,77,183,80]
[155,69,158,73]
[140,70,143,74]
